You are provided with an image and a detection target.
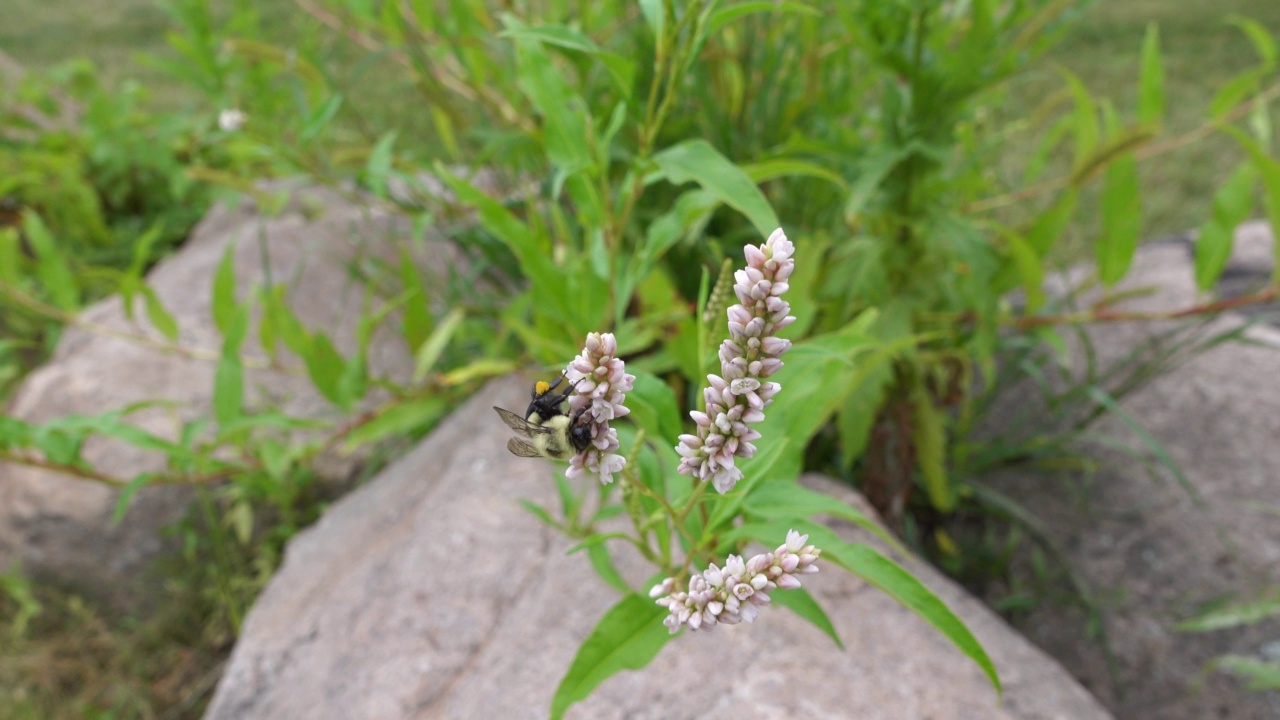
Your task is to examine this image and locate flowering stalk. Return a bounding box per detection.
[564,332,634,485]
[650,529,821,633]
[675,228,796,493]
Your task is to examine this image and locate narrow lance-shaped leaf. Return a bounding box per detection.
[1005,230,1047,312]
[1137,23,1164,127]
[732,520,1001,693]
[22,212,78,311]
[911,386,953,512]
[1194,163,1256,291]
[214,302,250,426]
[771,586,843,650]
[141,286,180,342]
[652,139,779,238]
[212,244,237,335]
[1222,127,1280,285]
[550,593,671,720]
[1059,68,1098,171]
[1097,154,1142,286]
[1025,190,1078,257]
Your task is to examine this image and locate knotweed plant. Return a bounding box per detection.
[503,228,996,717]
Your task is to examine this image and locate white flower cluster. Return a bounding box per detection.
[565,332,634,485]
[675,228,795,493]
[650,529,821,633]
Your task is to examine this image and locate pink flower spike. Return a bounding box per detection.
[673,228,796,493]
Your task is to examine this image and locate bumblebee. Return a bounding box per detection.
[494,375,592,460]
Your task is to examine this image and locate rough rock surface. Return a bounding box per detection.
[984,223,1280,718]
[0,184,424,596]
[204,375,1110,720]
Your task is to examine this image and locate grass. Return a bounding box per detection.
[999,0,1280,254]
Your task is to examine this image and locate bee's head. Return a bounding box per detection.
[526,373,578,423]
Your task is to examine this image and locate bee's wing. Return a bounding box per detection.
[493,406,553,438]
[507,437,544,458]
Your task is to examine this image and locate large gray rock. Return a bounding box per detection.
[204,375,1110,720]
[985,224,1280,718]
[0,184,426,596]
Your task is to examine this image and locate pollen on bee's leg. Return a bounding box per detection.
[536,380,550,395]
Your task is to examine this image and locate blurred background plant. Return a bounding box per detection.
[1,0,1279,716]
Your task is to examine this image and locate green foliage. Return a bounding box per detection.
[5,0,1280,715]
[1179,592,1280,694]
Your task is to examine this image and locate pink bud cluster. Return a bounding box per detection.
[675,228,795,493]
[564,332,634,485]
[650,529,821,634]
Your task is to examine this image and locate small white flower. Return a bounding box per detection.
[218,108,248,132]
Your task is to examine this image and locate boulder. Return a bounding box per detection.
[984,223,1280,718]
[204,375,1110,720]
[0,183,427,597]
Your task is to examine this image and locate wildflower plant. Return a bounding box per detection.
[516,229,1000,718]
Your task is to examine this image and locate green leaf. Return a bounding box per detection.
[0,228,21,285]
[514,39,593,174]
[119,225,163,317]
[741,158,850,193]
[22,212,78,311]
[1177,593,1280,632]
[652,139,779,237]
[1002,231,1046,313]
[743,480,906,555]
[141,286,180,342]
[836,352,891,466]
[1209,70,1263,120]
[1137,24,1164,127]
[1085,386,1204,508]
[501,24,635,96]
[111,472,158,524]
[1209,656,1280,691]
[1059,68,1098,171]
[1221,127,1280,284]
[503,23,598,53]
[399,250,434,353]
[214,303,249,426]
[816,526,999,692]
[365,131,398,197]
[299,94,343,144]
[911,387,953,512]
[771,586,843,650]
[706,2,820,37]
[844,145,913,225]
[1025,191,1078,257]
[638,0,663,36]
[212,245,237,335]
[434,164,570,322]
[550,593,671,720]
[625,371,683,445]
[413,307,465,382]
[1097,154,1141,286]
[304,333,348,407]
[518,499,560,529]
[343,397,448,450]
[1228,14,1277,69]
[1194,162,1256,291]
[586,543,631,594]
